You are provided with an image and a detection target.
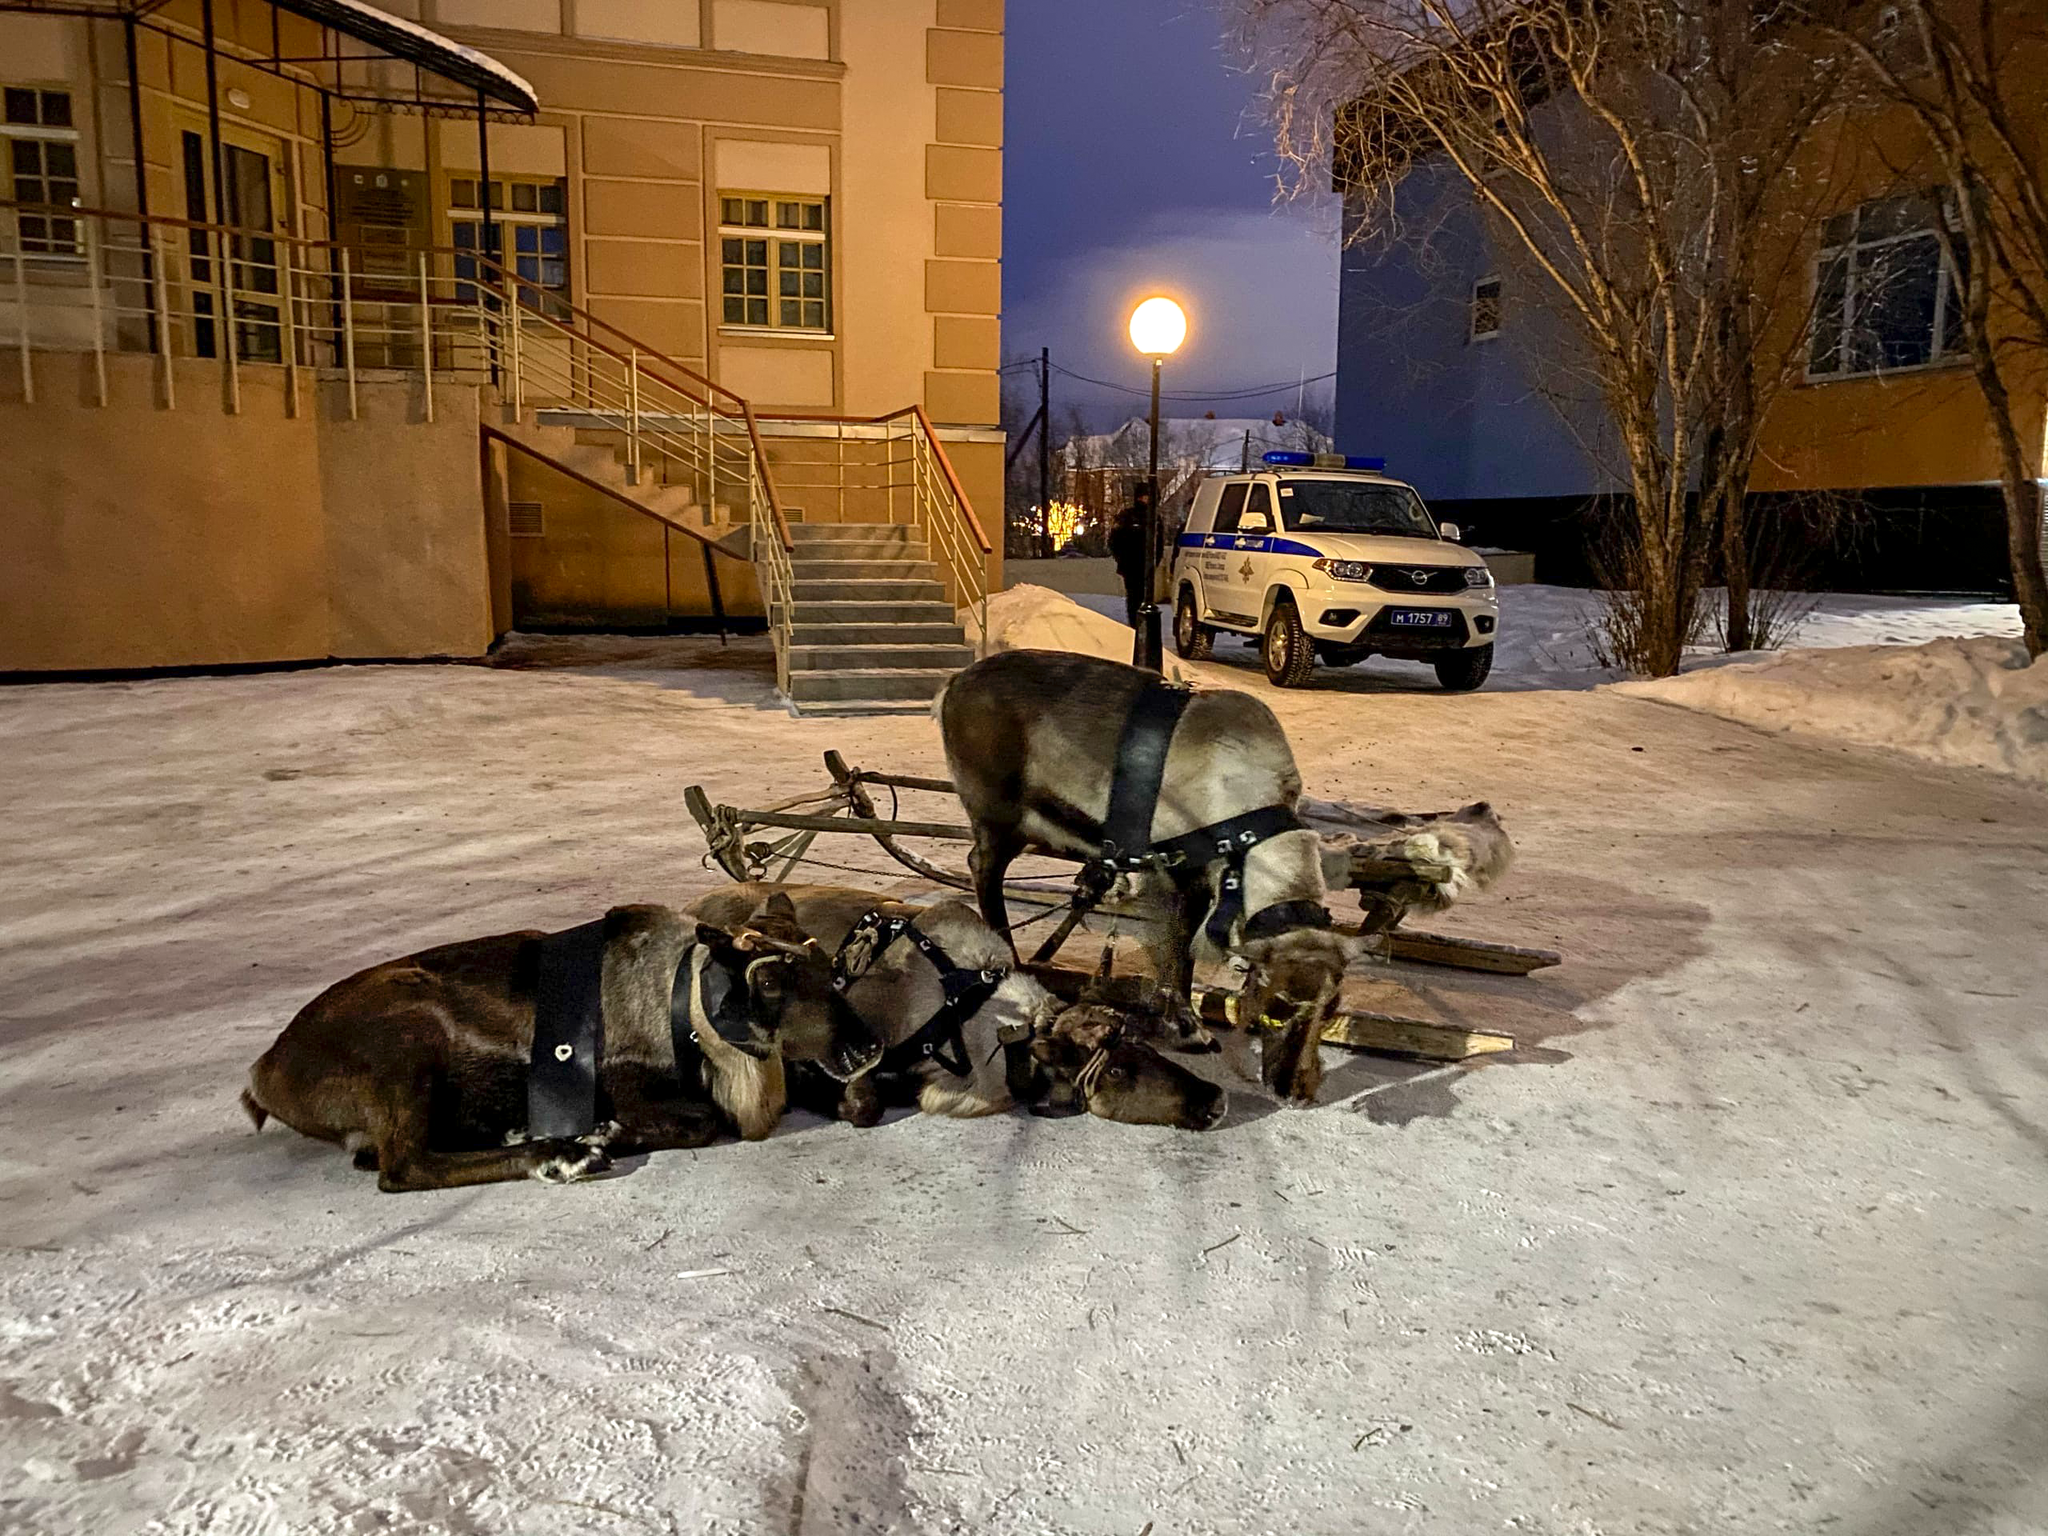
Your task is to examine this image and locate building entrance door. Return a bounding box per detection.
[178,126,291,363]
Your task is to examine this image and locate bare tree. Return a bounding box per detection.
[1823,0,2048,657]
[1240,0,1849,672]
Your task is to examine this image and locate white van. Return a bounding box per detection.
[1169,453,1500,690]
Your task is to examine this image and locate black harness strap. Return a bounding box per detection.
[1151,804,1331,949]
[1100,679,1194,868]
[529,918,608,1139]
[668,944,758,1067]
[834,909,1005,1080]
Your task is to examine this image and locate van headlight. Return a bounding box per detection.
[1313,558,1373,583]
[1462,566,1495,588]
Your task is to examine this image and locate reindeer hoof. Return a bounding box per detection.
[531,1137,613,1184]
[1260,1027,1324,1106]
[840,1079,883,1128]
[1170,1024,1222,1055]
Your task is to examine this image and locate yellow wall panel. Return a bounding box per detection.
[925,258,999,315]
[925,143,1000,203]
[582,116,702,180]
[935,87,1001,147]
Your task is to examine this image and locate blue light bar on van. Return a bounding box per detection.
[1262,451,1388,471]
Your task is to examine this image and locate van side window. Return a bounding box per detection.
[1213,483,1248,533]
[1245,484,1275,529]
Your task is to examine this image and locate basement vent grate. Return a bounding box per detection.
[508,501,545,538]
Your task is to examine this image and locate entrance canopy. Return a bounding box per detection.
[0,0,538,119]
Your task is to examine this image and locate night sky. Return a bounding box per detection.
[1000,0,1339,429]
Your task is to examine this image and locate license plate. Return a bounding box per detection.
[1387,608,1454,628]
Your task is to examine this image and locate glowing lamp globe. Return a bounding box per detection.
[1128,296,1187,358]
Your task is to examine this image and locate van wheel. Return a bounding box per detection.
[1261,597,1316,687]
[1434,643,1494,692]
[1174,588,1214,659]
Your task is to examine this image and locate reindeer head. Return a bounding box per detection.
[1027,1003,1227,1130]
[1235,927,1364,1034]
[695,892,883,1080]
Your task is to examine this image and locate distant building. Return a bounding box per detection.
[1058,414,1333,526]
[1331,0,2045,592]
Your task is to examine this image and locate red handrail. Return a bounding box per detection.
[912,402,992,554]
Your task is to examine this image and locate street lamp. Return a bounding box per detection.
[1127,296,1186,671]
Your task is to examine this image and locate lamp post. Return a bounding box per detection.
[1127,295,1187,671]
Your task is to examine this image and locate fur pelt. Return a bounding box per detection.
[1299,798,1514,916]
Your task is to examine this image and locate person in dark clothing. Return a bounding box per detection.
[1108,487,1154,630]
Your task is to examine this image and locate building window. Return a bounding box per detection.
[1469,276,1502,341]
[1809,191,1965,378]
[3,87,81,257]
[720,192,829,332]
[450,175,569,316]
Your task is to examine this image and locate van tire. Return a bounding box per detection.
[1434,643,1494,692]
[1174,588,1215,660]
[1261,596,1316,688]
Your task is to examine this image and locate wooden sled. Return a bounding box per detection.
[683,752,1560,1001]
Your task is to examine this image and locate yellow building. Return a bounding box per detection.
[0,0,1003,710]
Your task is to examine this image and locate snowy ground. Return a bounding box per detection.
[4,606,2047,1534]
[1067,583,2026,691]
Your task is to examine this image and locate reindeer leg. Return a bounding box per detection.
[602,1073,733,1154]
[970,822,1025,955]
[1262,1013,1325,1106]
[1145,872,1218,1053]
[371,1071,611,1192]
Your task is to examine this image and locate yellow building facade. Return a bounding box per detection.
[0,0,1003,670]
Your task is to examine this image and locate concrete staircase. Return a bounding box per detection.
[783,523,974,714]
[501,414,719,529]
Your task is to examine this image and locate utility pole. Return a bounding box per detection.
[1037,346,1052,557]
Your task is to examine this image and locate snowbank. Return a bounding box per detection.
[1620,635,2048,783]
[964,583,1139,664]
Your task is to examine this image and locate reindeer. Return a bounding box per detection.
[936,650,1364,1105]
[688,883,1227,1130]
[240,893,881,1192]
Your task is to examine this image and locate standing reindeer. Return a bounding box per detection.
[937,650,1363,1104]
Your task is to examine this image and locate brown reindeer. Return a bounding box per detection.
[688,883,1227,1130]
[240,894,881,1192]
[936,650,1363,1104]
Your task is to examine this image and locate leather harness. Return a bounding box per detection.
[528,926,758,1138]
[1077,677,1334,949]
[832,907,1006,1079]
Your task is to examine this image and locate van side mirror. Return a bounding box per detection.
[1437,521,1462,543]
[1238,509,1272,535]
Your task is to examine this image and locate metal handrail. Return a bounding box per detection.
[754,405,991,644]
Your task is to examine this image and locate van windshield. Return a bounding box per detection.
[1280,480,1438,538]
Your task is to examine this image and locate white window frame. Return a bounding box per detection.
[1806,192,1966,383]
[448,174,570,316]
[718,190,831,337]
[3,84,84,262]
[1469,274,1502,342]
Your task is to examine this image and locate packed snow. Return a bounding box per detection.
[1623,635,2048,784]
[1046,582,2038,782]
[3,597,2046,1534]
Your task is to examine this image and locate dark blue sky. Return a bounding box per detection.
[1001,1,1339,428]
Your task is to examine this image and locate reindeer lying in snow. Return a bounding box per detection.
[688,883,1227,1130]
[937,650,1365,1105]
[241,893,881,1192]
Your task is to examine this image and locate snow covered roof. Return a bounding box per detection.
[279,0,539,113]
[1061,416,1334,473]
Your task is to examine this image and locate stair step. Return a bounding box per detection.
[787,643,976,671]
[788,523,918,543]
[790,621,967,645]
[785,667,956,704]
[792,601,961,625]
[788,697,946,717]
[789,558,940,581]
[792,578,946,602]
